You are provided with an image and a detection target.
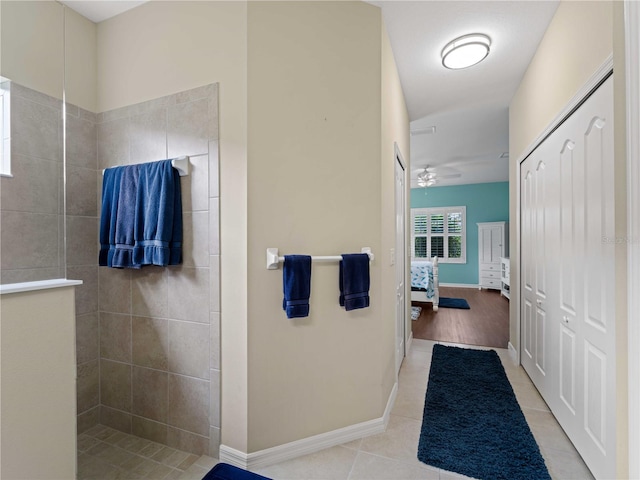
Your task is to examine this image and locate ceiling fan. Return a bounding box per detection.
[415,165,461,187]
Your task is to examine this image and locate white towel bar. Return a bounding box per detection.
[102,156,190,177]
[266,247,374,270]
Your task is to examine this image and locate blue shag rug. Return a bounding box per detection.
[418,345,551,480]
[438,297,470,309]
[202,463,271,480]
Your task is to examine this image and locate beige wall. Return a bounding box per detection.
[246,1,400,451]
[509,1,629,475]
[381,25,411,378]
[0,1,96,111]
[1,286,77,479]
[509,0,613,349]
[96,1,249,451]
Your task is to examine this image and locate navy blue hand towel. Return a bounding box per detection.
[111,164,140,268]
[99,167,123,266]
[132,159,183,267]
[339,253,370,311]
[282,255,312,319]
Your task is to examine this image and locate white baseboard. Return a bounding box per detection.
[219,381,398,470]
[406,331,414,352]
[440,283,479,289]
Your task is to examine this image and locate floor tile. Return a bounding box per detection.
[252,445,357,480]
[348,451,439,479]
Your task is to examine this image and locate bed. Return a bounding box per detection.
[410,257,439,311]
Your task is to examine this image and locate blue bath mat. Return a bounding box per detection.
[418,344,550,480]
[438,297,470,309]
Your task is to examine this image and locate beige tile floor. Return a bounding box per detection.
[78,339,593,480]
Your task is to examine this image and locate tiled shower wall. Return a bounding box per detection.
[1,81,221,457]
[89,84,220,456]
[0,82,66,283]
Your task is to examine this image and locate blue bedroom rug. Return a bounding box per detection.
[438,297,470,309]
[418,344,551,480]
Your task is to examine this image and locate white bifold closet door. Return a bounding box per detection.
[520,75,615,480]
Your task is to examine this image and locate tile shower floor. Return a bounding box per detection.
[78,339,593,480]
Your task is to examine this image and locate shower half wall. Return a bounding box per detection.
[80,83,221,457]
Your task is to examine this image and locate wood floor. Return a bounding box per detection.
[411,286,509,348]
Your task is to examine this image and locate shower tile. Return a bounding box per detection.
[174,84,217,105]
[209,198,219,255]
[208,88,219,141]
[66,113,97,169]
[132,266,168,318]
[12,94,61,162]
[167,374,210,436]
[210,312,220,370]
[0,211,59,269]
[101,406,133,434]
[76,312,99,364]
[180,154,209,213]
[100,312,132,363]
[210,255,220,313]
[168,267,209,323]
[100,359,132,413]
[0,154,59,214]
[98,104,133,124]
[99,267,132,314]
[209,427,221,458]
[132,416,168,445]
[132,366,169,423]
[97,117,130,169]
[66,165,98,216]
[68,265,99,316]
[0,267,61,284]
[130,94,174,117]
[77,407,100,435]
[168,320,210,379]
[80,107,98,124]
[130,107,168,164]
[77,360,99,414]
[11,83,61,110]
[182,211,209,268]
[208,141,219,198]
[132,316,169,370]
[167,427,209,456]
[168,98,209,158]
[66,215,98,266]
[210,369,220,427]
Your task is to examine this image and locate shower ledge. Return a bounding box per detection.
[0,278,83,295]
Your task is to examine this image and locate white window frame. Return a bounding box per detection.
[0,76,11,178]
[411,206,466,264]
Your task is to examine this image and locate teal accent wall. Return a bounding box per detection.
[410,182,509,285]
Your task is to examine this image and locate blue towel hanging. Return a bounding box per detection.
[339,253,370,311]
[99,167,123,267]
[99,159,183,268]
[132,159,183,267]
[282,255,312,318]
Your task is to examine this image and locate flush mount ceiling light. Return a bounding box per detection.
[441,33,491,70]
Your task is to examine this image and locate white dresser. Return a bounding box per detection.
[477,221,508,290]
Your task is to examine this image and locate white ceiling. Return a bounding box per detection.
[372,1,559,187]
[62,0,559,188]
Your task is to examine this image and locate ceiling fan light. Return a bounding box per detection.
[426,179,437,187]
[441,33,491,70]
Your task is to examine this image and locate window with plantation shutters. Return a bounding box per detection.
[411,206,466,263]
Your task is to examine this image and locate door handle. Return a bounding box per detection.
[536,299,542,306]
[562,316,570,324]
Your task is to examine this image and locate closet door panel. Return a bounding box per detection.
[520,75,615,479]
